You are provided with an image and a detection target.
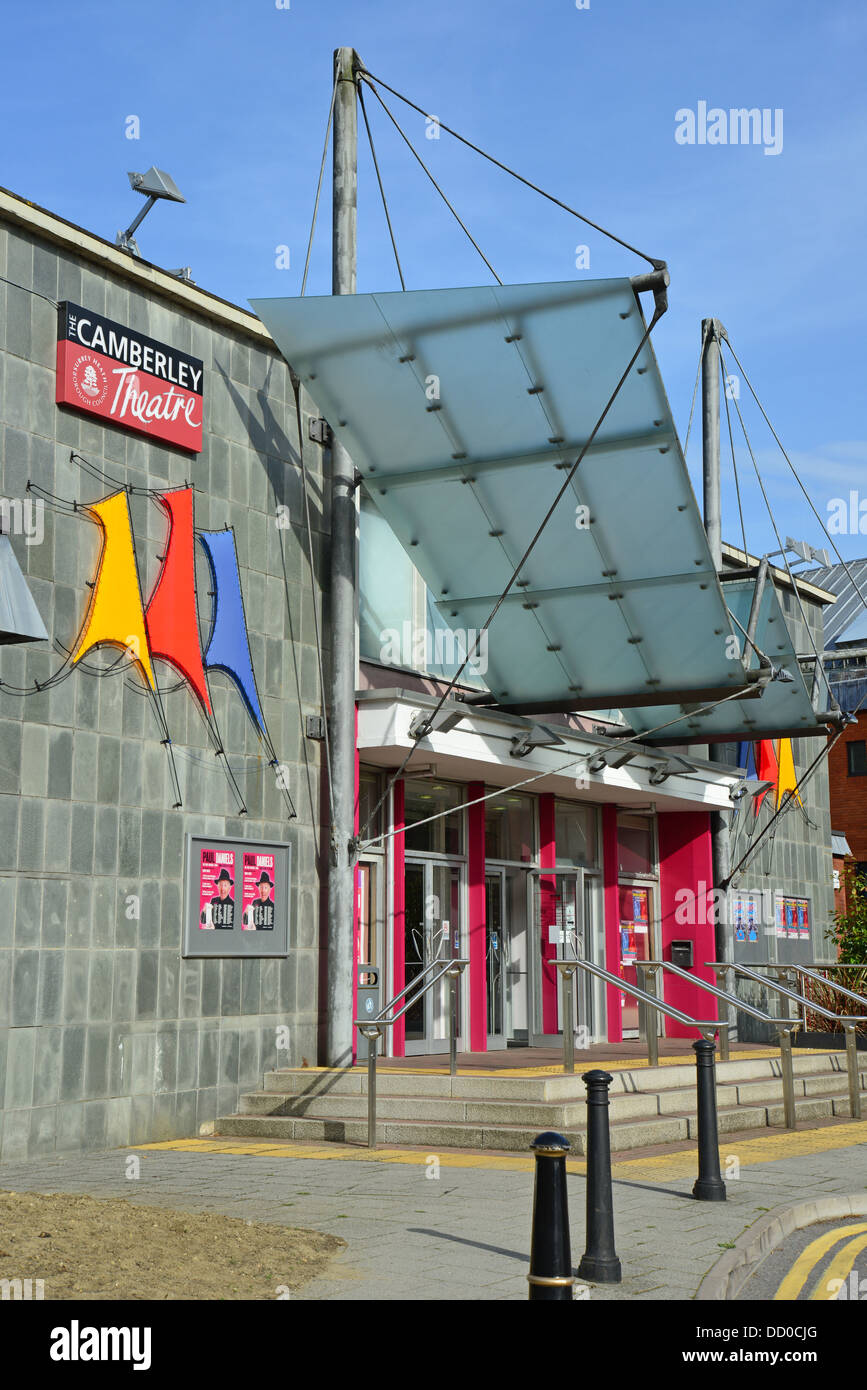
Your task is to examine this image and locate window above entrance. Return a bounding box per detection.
[404,779,464,855]
[485,791,535,863]
[554,800,597,868]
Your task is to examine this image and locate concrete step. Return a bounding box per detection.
[218,1090,853,1153]
[238,1089,661,1125]
[218,1111,694,1154]
[261,1051,865,1101]
[220,1050,866,1154]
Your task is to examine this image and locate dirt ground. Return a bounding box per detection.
[0,1190,345,1300]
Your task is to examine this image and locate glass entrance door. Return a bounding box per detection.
[404,860,463,1055]
[529,869,604,1044]
[618,882,653,1037]
[485,871,505,1047]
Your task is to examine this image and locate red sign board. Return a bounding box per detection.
[56,301,203,452]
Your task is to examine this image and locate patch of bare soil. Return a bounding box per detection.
[0,1190,345,1300]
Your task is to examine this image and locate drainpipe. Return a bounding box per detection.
[326,46,360,1067]
[702,318,731,964]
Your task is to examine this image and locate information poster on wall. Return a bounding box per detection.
[776,895,810,942]
[732,892,759,944]
[184,835,290,957]
[241,850,276,931]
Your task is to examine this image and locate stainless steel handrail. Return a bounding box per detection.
[641,961,801,1126]
[553,957,727,1063]
[738,962,867,1015]
[354,957,469,1149]
[706,961,866,1121]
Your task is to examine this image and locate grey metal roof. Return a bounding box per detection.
[803,559,867,645]
[831,831,852,857]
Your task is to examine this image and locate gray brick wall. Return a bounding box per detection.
[0,213,329,1158]
[729,590,836,1040]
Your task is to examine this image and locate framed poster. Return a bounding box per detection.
[183,835,290,957]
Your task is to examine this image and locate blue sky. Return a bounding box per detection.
[3,0,866,606]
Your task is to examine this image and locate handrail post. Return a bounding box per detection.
[713,965,732,1059]
[778,1026,797,1130]
[845,1023,862,1121]
[446,964,462,1077]
[718,1018,730,1063]
[692,1037,726,1202]
[640,965,659,1068]
[556,963,577,1073]
[365,1026,379,1149]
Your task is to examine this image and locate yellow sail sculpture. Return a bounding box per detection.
[775,737,804,810]
[72,491,156,690]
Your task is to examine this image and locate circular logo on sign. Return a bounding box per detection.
[364,997,374,1014]
[71,353,108,408]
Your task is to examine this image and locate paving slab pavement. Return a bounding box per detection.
[0,1124,865,1301]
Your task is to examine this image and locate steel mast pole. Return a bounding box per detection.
[326,46,360,1066]
[702,318,731,967]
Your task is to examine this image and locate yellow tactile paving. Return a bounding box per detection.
[139,1117,867,1177]
[772,1223,867,1301]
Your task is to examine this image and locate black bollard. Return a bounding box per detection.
[577,1070,622,1283]
[692,1038,726,1202]
[528,1131,574,1300]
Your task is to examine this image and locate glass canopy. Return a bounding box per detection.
[252,278,825,740]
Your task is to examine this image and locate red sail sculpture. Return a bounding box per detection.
[144,487,212,713]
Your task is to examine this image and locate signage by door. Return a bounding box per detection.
[56,301,204,452]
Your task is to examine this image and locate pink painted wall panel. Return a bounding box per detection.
[539,794,558,1034]
[601,805,623,1044]
[657,811,718,1038]
[392,779,406,1057]
[467,780,487,1052]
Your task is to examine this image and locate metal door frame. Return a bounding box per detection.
[404,856,466,1056]
[484,867,507,1050]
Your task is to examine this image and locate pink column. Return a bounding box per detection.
[352,706,360,1062]
[538,793,559,1034]
[391,779,406,1056]
[657,811,717,1038]
[601,805,623,1043]
[467,780,487,1053]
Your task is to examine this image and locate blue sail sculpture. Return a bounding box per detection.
[198,529,266,734]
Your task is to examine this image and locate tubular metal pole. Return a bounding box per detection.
[563,969,575,1074]
[702,319,723,569]
[643,966,659,1068]
[367,1030,378,1149]
[326,45,360,1068]
[719,1021,730,1063]
[778,1027,797,1130]
[449,972,458,1077]
[702,317,732,972]
[845,1024,862,1121]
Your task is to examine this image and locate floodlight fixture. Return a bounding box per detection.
[730,777,775,803]
[784,536,832,568]
[510,724,567,758]
[117,166,186,258]
[409,707,464,741]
